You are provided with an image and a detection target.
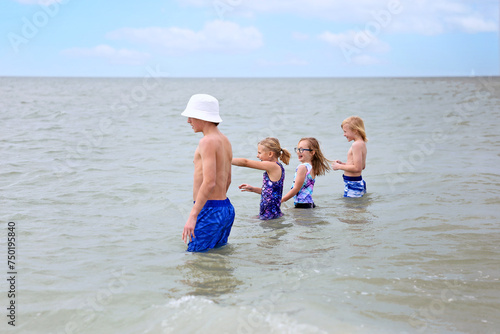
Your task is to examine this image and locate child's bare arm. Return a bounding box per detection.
[281,165,307,203]
[333,142,364,173]
[238,183,261,194]
[349,142,365,173]
[232,158,281,180]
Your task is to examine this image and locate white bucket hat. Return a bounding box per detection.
[181,94,223,123]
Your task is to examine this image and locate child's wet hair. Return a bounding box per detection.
[298,137,331,176]
[341,116,368,142]
[258,137,291,165]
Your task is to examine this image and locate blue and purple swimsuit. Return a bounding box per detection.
[260,162,285,220]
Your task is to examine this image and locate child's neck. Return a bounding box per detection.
[352,133,363,142]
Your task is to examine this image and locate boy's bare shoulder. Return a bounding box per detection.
[199,132,219,144]
[352,140,366,149]
[199,131,231,149]
[198,135,217,153]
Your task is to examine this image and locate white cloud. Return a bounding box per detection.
[177,0,498,35]
[446,15,498,33]
[13,0,64,5]
[389,1,498,35]
[319,30,390,54]
[62,45,150,65]
[178,0,388,21]
[106,20,263,55]
[319,30,390,65]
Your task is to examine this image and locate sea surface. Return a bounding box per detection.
[1,76,500,334]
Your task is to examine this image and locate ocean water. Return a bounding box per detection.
[1,76,500,334]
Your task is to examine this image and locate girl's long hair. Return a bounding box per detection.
[259,137,291,165]
[298,137,331,176]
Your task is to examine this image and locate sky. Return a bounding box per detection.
[1,0,499,77]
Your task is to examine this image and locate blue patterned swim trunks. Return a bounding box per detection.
[188,198,235,252]
[343,175,366,198]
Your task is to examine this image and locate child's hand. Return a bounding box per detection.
[332,160,343,170]
[238,184,253,192]
[182,217,197,244]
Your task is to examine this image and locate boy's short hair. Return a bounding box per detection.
[342,116,368,142]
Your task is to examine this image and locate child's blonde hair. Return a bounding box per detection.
[259,137,291,165]
[341,116,368,142]
[298,137,331,176]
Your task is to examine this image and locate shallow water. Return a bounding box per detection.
[1,76,500,333]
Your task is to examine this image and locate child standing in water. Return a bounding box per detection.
[232,138,291,220]
[282,137,331,208]
[332,116,368,197]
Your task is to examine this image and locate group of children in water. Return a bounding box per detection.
[232,116,368,220]
[180,94,369,251]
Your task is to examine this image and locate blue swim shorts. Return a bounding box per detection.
[188,198,235,252]
[343,175,366,198]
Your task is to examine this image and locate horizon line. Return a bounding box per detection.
[1,74,499,79]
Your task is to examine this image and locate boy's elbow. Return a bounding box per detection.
[205,179,217,191]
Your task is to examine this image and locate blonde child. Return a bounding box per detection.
[232,137,291,220]
[281,137,331,208]
[332,116,368,197]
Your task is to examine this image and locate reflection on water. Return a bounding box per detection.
[338,194,375,226]
[257,218,292,249]
[177,246,243,297]
[285,205,329,226]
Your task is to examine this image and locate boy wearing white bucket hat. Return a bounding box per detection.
[181,94,235,252]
